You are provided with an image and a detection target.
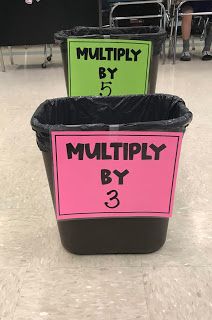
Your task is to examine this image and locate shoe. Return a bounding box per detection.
[202,51,212,61]
[180,51,191,61]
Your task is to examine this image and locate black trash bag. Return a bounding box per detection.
[55,26,166,55]
[31,94,193,152]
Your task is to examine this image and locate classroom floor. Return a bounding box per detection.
[0,46,212,320]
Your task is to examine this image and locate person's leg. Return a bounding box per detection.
[192,1,212,60]
[202,20,212,61]
[180,3,193,61]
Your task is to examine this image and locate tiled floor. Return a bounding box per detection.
[0,47,212,320]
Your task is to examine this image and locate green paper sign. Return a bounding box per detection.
[67,38,152,97]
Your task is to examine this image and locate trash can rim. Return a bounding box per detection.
[54,26,166,42]
[31,94,193,135]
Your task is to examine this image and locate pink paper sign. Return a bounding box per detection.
[51,131,183,220]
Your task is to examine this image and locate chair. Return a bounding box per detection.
[109,1,167,28]
[170,0,212,63]
[109,1,167,62]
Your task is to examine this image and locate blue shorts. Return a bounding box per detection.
[183,1,212,12]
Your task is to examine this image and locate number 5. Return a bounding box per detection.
[100,81,112,97]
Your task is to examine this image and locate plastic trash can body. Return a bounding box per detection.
[31,94,192,254]
[42,150,169,254]
[55,26,166,95]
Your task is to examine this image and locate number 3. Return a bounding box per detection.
[105,190,120,209]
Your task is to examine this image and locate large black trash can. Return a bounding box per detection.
[31,94,192,254]
[55,26,166,95]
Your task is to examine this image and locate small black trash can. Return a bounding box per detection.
[55,26,166,95]
[31,94,192,255]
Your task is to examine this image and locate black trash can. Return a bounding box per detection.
[31,94,192,255]
[55,26,166,95]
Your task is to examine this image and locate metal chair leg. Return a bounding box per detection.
[173,12,179,64]
[42,44,53,68]
[50,44,53,56]
[0,47,5,72]
[168,17,174,58]
[162,42,166,64]
[47,44,53,62]
[162,6,167,64]
[42,44,48,68]
[201,17,209,40]
[191,36,195,51]
[8,46,14,65]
